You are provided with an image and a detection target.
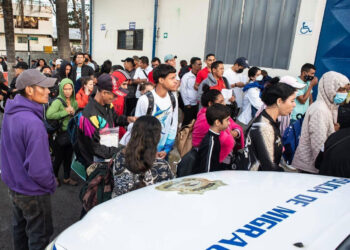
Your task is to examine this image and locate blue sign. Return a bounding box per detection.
[129,22,136,30]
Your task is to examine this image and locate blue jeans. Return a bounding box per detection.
[8,189,53,250]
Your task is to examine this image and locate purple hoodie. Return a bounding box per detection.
[0,95,56,195]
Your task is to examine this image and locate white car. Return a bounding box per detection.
[47,171,350,250]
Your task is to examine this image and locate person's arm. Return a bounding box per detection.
[252,124,283,171]
[297,77,318,104]
[194,72,202,90]
[46,99,69,120]
[180,75,190,105]
[309,94,313,105]
[26,123,56,192]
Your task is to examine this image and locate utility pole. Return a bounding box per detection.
[81,0,86,53]
[27,35,31,66]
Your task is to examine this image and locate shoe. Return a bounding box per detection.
[63,178,78,186]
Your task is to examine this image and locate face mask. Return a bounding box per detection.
[334,92,348,105]
[304,75,314,82]
[84,58,89,63]
[237,68,244,74]
[256,75,263,81]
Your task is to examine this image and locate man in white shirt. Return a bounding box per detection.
[180,57,202,126]
[135,64,178,159]
[223,57,250,108]
[134,56,153,97]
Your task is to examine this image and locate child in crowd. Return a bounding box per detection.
[193,103,231,174]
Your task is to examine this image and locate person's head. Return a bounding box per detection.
[64,63,72,77]
[153,64,177,91]
[300,63,316,82]
[84,54,92,63]
[31,60,37,65]
[233,57,249,73]
[180,60,188,68]
[40,65,52,76]
[261,77,297,116]
[16,69,56,104]
[91,74,98,85]
[164,54,177,68]
[201,87,225,107]
[38,59,46,67]
[139,82,154,95]
[111,70,131,90]
[318,71,350,106]
[248,67,262,82]
[13,62,29,76]
[205,53,216,69]
[211,60,224,78]
[95,74,118,105]
[75,52,85,65]
[122,57,136,71]
[82,76,94,92]
[60,78,74,99]
[0,57,3,63]
[133,56,140,67]
[55,59,63,69]
[111,65,124,71]
[125,116,162,174]
[100,60,112,74]
[151,57,161,68]
[139,56,149,69]
[206,103,231,131]
[190,57,202,74]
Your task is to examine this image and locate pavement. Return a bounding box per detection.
[0,171,84,250]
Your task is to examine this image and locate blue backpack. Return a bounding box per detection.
[282,114,304,165]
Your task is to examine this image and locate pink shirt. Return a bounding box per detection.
[192,107,244,162]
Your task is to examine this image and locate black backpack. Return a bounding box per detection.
[145,91,176,115]
[44,97,67,134]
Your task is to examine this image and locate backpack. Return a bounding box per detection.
[44,97,67,134]
[282,114,304,165]
[67,111,85,163]
[145,91,176,116]
[79,161,114,212]
[176,148,199,177]
[176,119,195,157]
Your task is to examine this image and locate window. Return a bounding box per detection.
[17,36,28,44]
[117,29,143,50]
[205,0,301,69]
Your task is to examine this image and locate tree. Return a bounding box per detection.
[55,0,71,60]
[69,0,89,53]
[1,0,16,81]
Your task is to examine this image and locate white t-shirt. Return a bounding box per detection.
[180,71,197,106]
[134,66,153,98]
[132,89,178,153]
[223,68,248,108]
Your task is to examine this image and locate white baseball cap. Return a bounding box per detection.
[55,59,63,65]
[280,76,305,89]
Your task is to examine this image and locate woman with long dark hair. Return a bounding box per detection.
[112,116,174,197]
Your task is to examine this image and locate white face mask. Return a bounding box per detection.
[256,75,263,81]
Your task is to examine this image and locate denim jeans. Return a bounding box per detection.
[8,189,53,250]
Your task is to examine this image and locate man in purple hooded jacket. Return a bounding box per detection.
[1,69,57,250]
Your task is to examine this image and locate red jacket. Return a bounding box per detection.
[76,88,90,109]
[112,89,128,139]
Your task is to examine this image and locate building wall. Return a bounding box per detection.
[92,0,327,77]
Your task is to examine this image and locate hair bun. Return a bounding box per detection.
[268,77,280,85]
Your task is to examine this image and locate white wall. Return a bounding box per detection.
[92,0,327,76]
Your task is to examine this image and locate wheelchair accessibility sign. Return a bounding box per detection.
[298,20,313,35]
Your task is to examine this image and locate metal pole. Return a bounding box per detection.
[27,35,31,66]
[81,0,86,53]
[152,0,158,59]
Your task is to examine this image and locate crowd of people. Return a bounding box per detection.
[0,51,349,249]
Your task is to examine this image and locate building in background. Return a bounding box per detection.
[52,28,82,53]
[90,0,350,81]
[0,3,53,55]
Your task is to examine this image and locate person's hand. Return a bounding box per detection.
[230,130,239,138]
[310,76,318,87]
[229,96,235,103]
[156,151,167,159]
[84,86,90,95]
[127,116,137,123]
[334,123,340,131]
[0,95,3,101]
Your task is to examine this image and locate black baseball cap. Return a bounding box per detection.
[121,57,135,66]
[97,73,116,93]
[235,57,250,68]
[13,62,29,70]
[16,69,56,90]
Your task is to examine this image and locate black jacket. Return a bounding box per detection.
[71,64,94,83]
[317,127,350,178]
[246,110,284,171]
[77,98,128,167]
